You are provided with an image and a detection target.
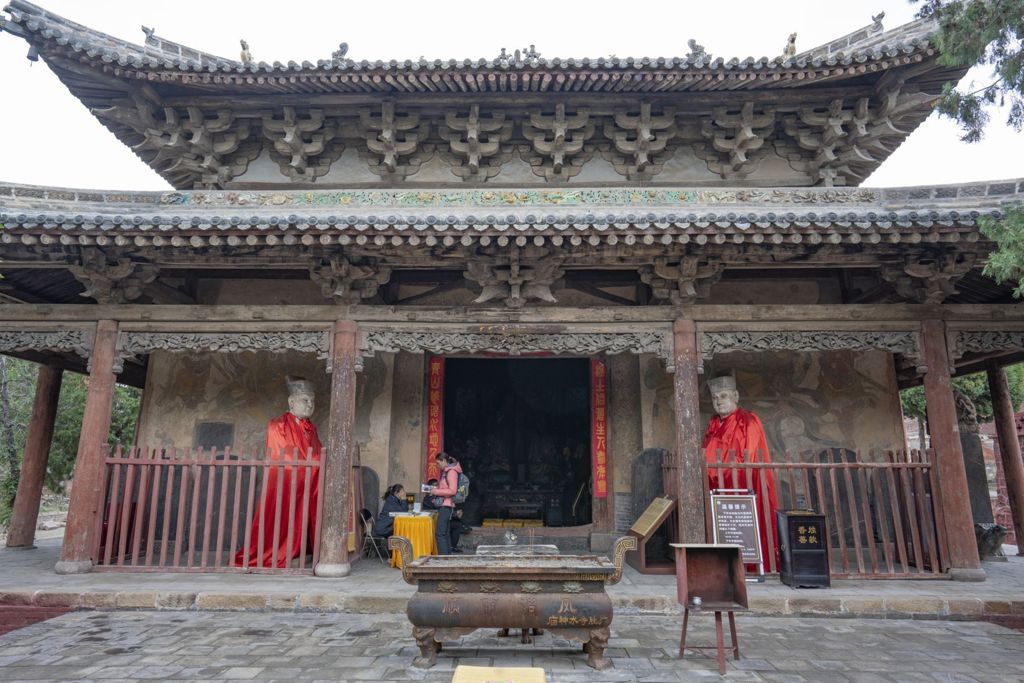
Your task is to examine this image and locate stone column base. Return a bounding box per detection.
[314,562,352,578]
[54,559,93,575]
[949,567,987,582]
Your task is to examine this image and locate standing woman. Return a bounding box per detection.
[373,484,408,537]
[428,452,462,555]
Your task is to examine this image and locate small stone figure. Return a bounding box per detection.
[332,42,349,60]
[871,11,886,30]
[141,25,156,44]
[239,39,252,65]
[783,32,797,58]
[685,39,709,62]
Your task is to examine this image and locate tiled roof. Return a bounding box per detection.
[0,180,1017,248]
[1,1,941,92]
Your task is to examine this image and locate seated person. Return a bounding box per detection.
[373,484,407,537]
[422,478,471,552]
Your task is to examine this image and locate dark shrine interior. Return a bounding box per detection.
[443,358,592,527]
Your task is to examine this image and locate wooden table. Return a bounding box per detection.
[390,514,437,569]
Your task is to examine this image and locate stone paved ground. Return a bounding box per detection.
[1,610,1022,682]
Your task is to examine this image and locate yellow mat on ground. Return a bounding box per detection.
[451,665,546,683]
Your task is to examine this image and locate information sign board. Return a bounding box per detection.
[710,491,762,565]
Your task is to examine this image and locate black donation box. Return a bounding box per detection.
[777,509,830,588]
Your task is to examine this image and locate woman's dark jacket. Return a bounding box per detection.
[373,494,408,536]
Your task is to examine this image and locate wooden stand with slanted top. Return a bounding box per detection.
[671,543,748,675]
[625,495,677,574]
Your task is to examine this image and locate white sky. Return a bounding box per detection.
[0,0,1020,191]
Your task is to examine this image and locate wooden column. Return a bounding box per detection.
[5,364,63,549]
[673,319,706,543]
[920,319,984,580]
[315,320,358,577]
[55,320,119,574]
[987,364,1024,556]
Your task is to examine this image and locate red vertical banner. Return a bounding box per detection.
[425,355,445,482]
[591,357,609,498]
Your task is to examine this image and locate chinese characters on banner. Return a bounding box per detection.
[590,358,608,498]
[426,356,444,481]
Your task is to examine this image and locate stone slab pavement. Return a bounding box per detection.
[2,540,1023,621]
[1,608,1023,682]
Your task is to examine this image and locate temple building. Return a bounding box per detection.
[1,0,1023,581]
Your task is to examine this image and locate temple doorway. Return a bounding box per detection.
[443,358,592,527]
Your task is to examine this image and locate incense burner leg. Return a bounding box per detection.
[585,626,611,670]
[412,627,438,668]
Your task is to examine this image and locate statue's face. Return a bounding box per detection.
[711,388,739,418]
[288,392,315,419]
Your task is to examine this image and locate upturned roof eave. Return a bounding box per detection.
[3,0,945,89]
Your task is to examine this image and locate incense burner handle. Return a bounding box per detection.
[606,535,636,585]
[388,536,416,584]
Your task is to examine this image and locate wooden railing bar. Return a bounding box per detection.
[899,465,925,573]
[757,453,776,573]
[912,466,939,575]
[841,454,866,575]
[884,457,910,574]
[186,448,203,569]
[298,447,313,570]
[129,447,150,567]
[857,465,880,575]
[871,468,895,575]
[285,448,299,571]
[227,449,244,570]
[144,448,162,567]
[271,452,286,569]
[826,450,849,574]
[214,447,232,569]
[242,449,258,570]
[100,449,122,567]
[200,448,217,569]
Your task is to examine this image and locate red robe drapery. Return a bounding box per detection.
[703,408,779,567]
[234,412,322,569]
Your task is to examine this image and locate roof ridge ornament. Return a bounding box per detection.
[239,39,252,65]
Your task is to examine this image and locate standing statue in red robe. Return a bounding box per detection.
[234,376,322,569]
[703,374,779,569]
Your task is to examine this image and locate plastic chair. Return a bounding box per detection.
[360,508,389,563]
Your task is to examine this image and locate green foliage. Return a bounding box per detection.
[980,205,1024,297]
[0,359,140,525]
[916,0,1024,142]
[900,363,1024,422]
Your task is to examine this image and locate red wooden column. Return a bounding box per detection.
[5,364,63,549]
[315,320,358,577]
[920,319,984,580]
[673,319,706,543]
[55,320,119,574]
[987,363,1024,556]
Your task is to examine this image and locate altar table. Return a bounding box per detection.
[390,514,437,569]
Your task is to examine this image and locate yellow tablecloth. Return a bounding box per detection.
[390,514,437,568]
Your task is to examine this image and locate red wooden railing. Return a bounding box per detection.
[92,445,323,573]
[664,449,948,579]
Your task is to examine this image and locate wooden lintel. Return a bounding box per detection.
[0,303,1021,325]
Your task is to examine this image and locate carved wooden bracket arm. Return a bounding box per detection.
[388,536,416,585]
